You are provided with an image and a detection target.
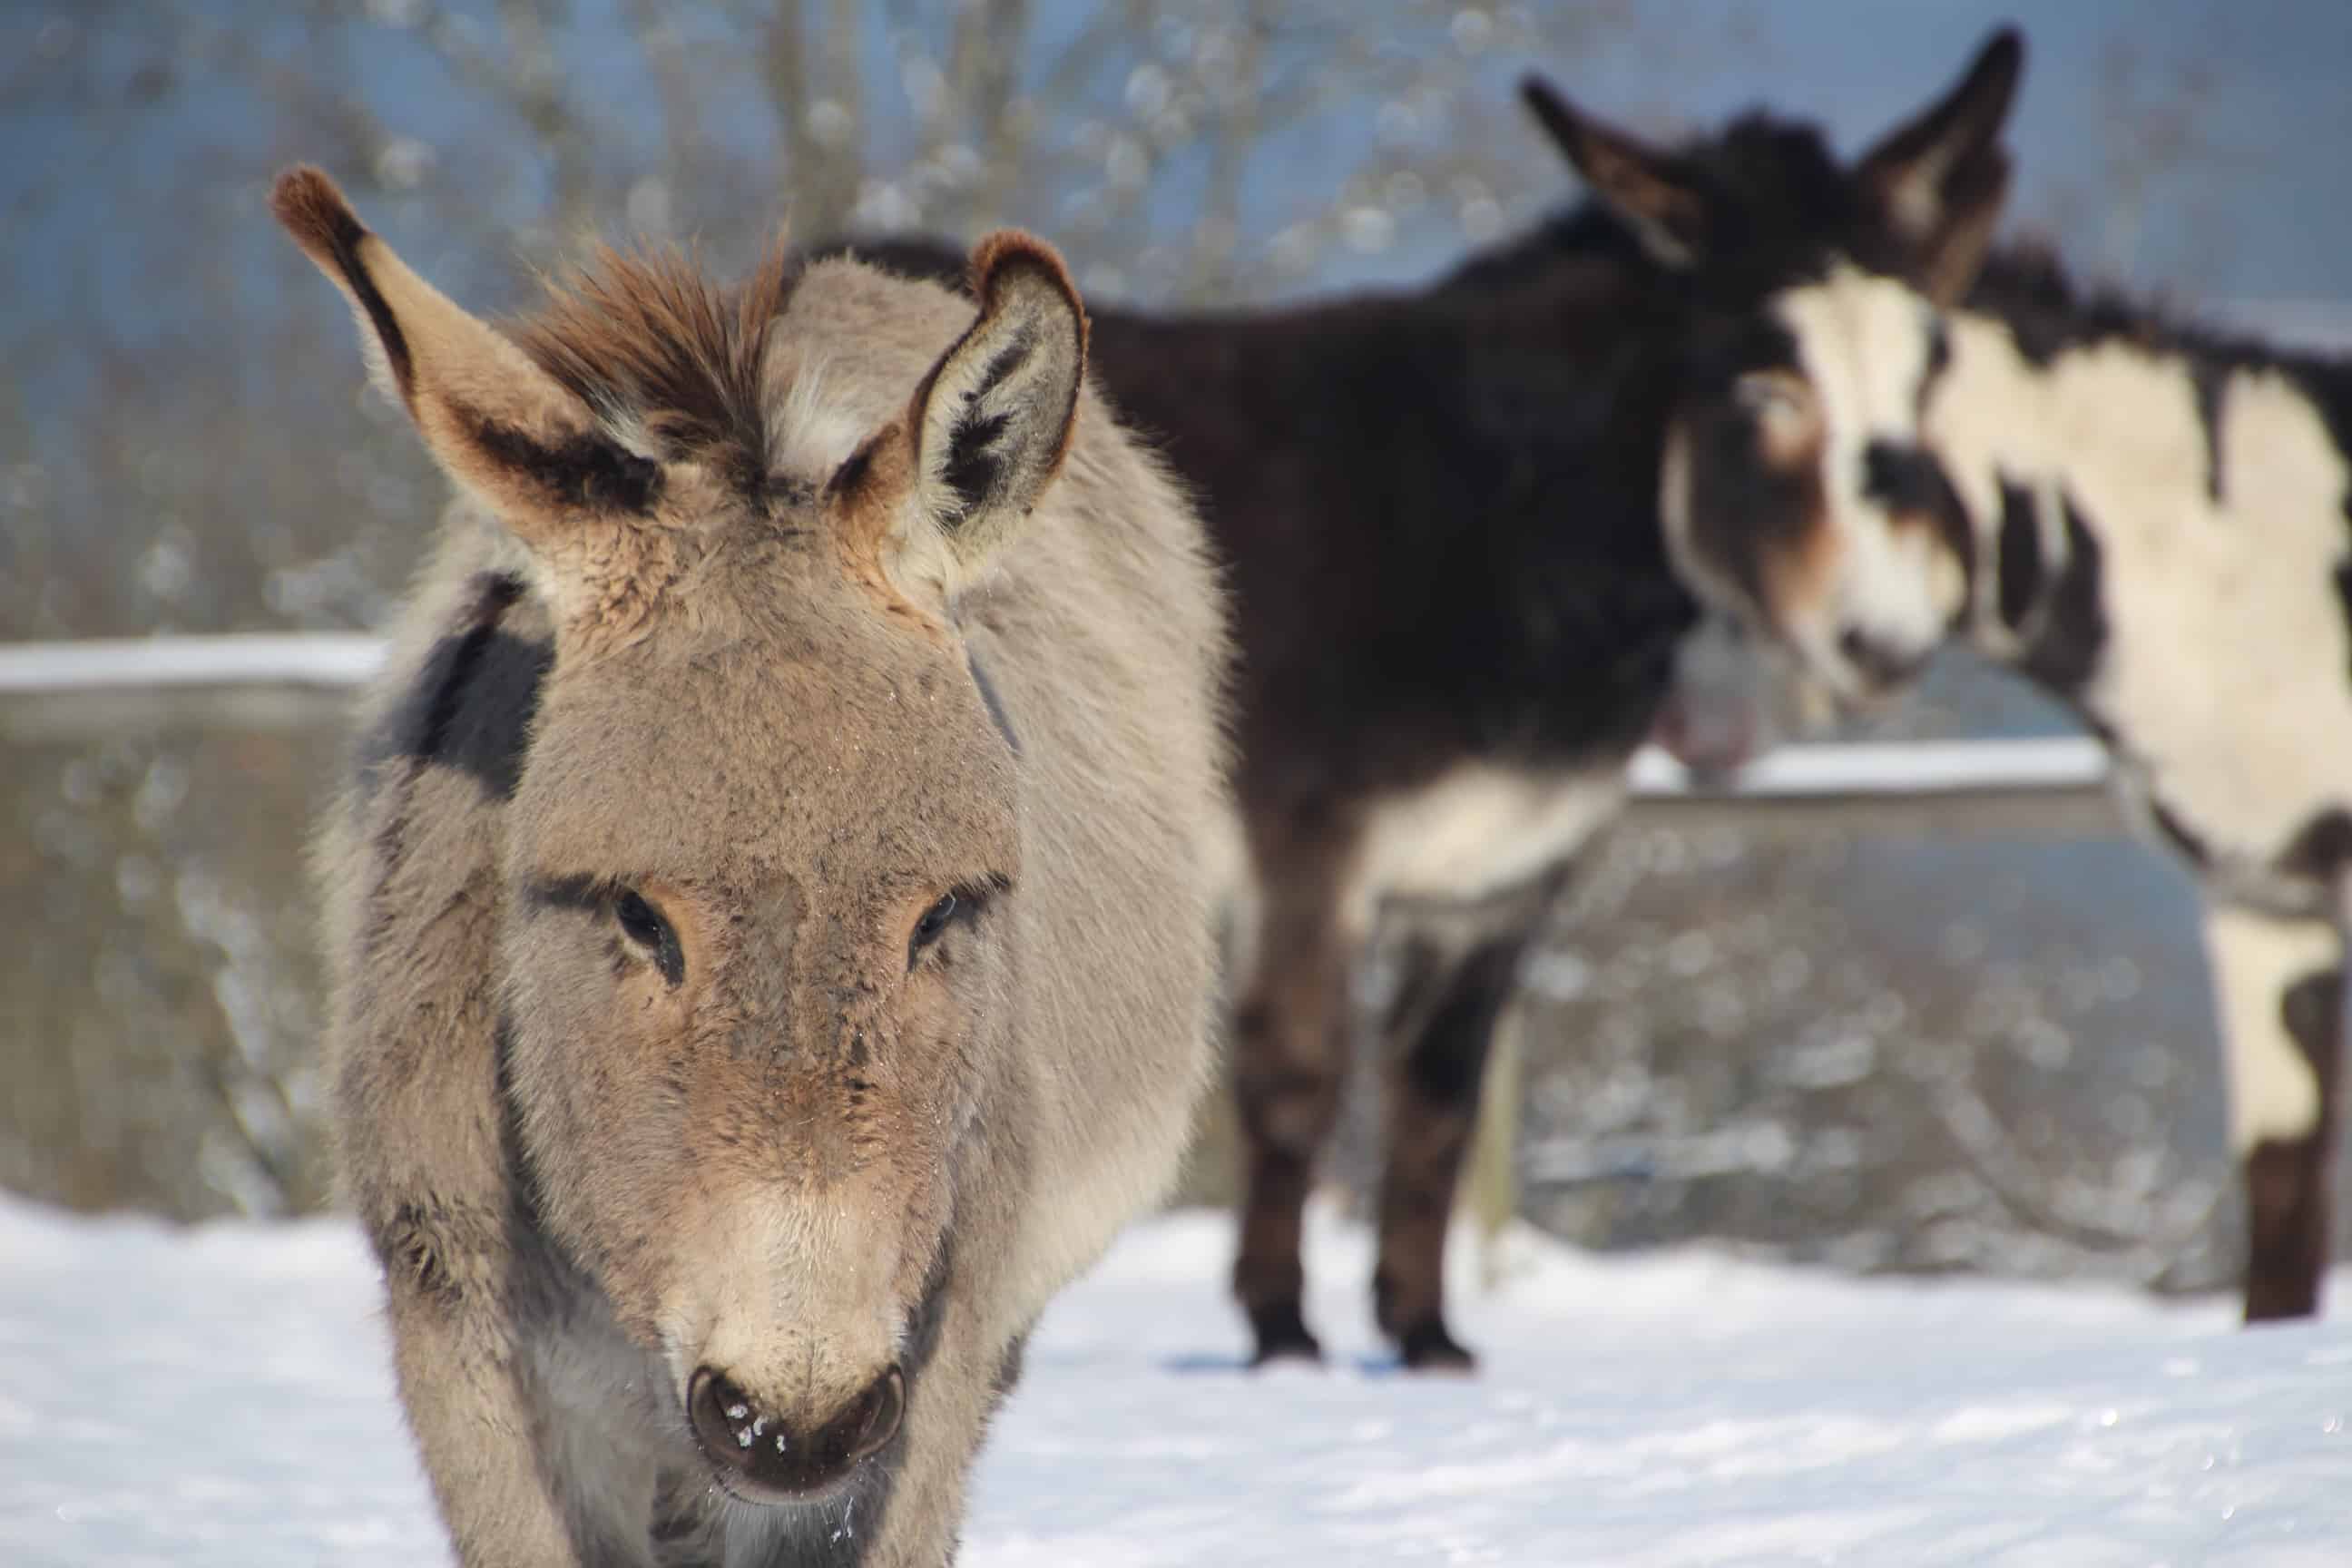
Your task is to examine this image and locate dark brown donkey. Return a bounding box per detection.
[280,168,1229,1565]
[846,35,2015,1370]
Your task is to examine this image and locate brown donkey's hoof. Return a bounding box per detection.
[1247,1299,1325,1367]
[1396,1319,1477,1374]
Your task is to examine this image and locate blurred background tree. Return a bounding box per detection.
[4,1,2346,1291]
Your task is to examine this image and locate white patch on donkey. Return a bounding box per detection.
[2205,906,2335,1153]
[1346,765,1623,938]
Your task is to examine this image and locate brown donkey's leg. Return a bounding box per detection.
[1230,837,1352,1365]
[1372,923,1531,1371]
[2205,904,2343,1321]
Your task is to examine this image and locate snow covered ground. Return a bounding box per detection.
[4,1195,2347,1567]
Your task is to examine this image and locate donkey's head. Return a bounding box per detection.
[1524,28,2024,706]
[277,171,1089,1503]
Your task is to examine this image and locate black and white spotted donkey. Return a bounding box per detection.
[1564,28,2349,1319]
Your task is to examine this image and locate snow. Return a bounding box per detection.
[3,1195,2348,1567]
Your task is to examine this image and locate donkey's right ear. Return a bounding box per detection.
[1521,76,1708,270]
[270,167,660,540]
[1855,28,2024,306]
[896,230,1088,587]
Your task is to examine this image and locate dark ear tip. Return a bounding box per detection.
[969,230,1072,295]
[967,229,1086,342]
[270,164,365,261]
[1974,25,2026,91]
[1519,74,1579,133]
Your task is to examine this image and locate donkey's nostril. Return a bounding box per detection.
[836,1365,905,1468]
[686,1363,906,1503]
[1837,626,1924,689]
[687,1367,765,1474]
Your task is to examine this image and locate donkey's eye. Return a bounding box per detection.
[1733,371,1807,417]
[615,890,664,946]
[1734,371,1818,464]
[909,887,987,968]
[614,889,683,986]
[914,892,957,949]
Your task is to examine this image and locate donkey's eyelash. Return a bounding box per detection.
[906,874,1014,970]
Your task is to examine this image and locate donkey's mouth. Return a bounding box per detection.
[700,1461,869,1512]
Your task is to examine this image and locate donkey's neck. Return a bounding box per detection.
[1925,305,2352,895]
[1932,312,2351,705]
[1452,264,1697,651]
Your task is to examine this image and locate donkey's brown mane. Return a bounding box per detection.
[510,239,801,499]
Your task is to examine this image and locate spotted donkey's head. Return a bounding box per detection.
[1526,29,2024,702]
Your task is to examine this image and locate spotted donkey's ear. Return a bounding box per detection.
[1855,28,2025,307]
[894,230,1087,587]
[270,167,660,544]
[1521,75,1709,270]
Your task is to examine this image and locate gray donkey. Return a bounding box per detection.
[275,167,1229,1565]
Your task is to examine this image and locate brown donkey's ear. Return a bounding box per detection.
[1855,27,2024,306]
[1521,75,1708,270]
[270,167,659,539]
[893,230,1088,589]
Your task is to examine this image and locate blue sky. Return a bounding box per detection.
[1358,0,2352,303]
[5,1,2347,333]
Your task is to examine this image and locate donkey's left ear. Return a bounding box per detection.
[1521,75,1709,270]
[1857,27,2024,306]
[903,230,1088,578]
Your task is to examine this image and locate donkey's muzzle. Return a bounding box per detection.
[687,1363,906,1502]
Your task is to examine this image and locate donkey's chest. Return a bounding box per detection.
[1341,764,1622,935]
[2102,701,2352,916]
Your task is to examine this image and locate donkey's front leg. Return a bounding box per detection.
[843,1291,1019,1568]
[1372,923,1534,1372]
[369,1204,603,1567]
[1230,830,1354,1365]
[2202,902,2345,1321]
